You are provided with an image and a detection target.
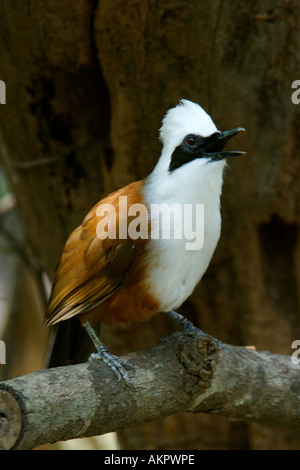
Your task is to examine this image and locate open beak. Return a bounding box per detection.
[208,127,246,162]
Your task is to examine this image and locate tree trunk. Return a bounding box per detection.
[0,0,299,449]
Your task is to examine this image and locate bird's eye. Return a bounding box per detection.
[186,136,197,147]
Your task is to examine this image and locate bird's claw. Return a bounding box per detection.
[89,346,134,387]
[164,310,198,332]
[85,321,134,387]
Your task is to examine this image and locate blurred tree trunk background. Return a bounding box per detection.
[0,0,299,450]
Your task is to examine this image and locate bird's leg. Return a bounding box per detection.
[164,310,198,331]
[84,322,134,387]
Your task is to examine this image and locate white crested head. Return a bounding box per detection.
[159,99,218,150]
[145,99,245,205]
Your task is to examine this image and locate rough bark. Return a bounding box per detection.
[0,0,299,449]
[0,329,299,450]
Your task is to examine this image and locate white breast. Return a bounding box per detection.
[143,158,225,312]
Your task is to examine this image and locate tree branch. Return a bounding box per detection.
[0,328,299,450]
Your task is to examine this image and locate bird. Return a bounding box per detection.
[44,99,245,383]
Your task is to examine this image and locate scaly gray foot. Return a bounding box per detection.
[85,322,134,387]
[164,310,198,331]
